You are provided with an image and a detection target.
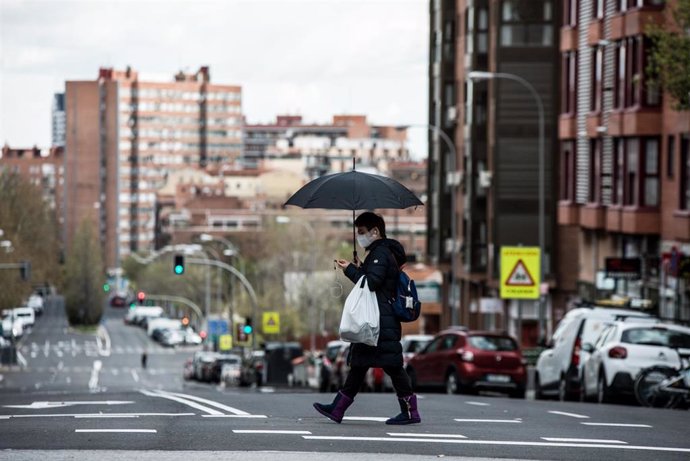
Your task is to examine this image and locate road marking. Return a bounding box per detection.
[232,430,312,434]
[454,419,522,423]
[16,350,27,368]
[75,429,156,433]
[201,415,268,418]
[97,325,111,357]
[140,390,223,416]
[542,437,626,444]
[548,410,590,419]
[74,414,139,418]
[131,369,139,383]
[88,360,102,392]
[152,390,251,416]
[342,416,389,422]
[7,413,194,418]
[4,400,133,409]
[301,436,690,453]
[581,423,652,428]
[465,401,490,406]
[388,433,467,439]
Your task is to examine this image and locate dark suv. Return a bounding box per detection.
[406,327,527,398]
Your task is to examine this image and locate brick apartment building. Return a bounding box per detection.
[428,0,562,344]
[557,0,690,322]
[0,145,65,234]
[64,66,242,268]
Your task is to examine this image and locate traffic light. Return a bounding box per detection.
[137,291,146,305]
[236,323,248,342]
[181,316,189,327]
[243,317,253,335]
[173,254,185,275]
[103,283,110,293]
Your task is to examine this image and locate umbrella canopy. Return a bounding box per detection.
[284,170,423,210]
[284,170,423,260]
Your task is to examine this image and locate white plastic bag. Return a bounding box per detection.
[339,276,380,346]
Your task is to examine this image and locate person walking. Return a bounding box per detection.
[313,211,421,425]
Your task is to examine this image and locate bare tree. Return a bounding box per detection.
[63,220,104,325]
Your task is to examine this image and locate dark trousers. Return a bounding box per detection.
[342,365,413,399]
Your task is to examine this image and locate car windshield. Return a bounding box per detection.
[621,328,690,348]
[468,335,517,351]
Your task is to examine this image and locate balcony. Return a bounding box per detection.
[586,113,602,137]
[559,114,577,140]
[621,207,660,234]
[580,204,606,230]
[606,206,622,232]
[558,201,580,226]
[608,109,662,137]
[611,8,664,40]
[560,26,578,52]
[588,19,603,46]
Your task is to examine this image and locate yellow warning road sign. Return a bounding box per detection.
[500,246,541,299]
[262,311,280,334]
[219,334,233,351]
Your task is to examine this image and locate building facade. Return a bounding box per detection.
[64,66,242,268]
[557,0,690,322]
[52,93,66,148]
[429,0,561,344]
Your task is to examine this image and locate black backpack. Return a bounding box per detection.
[384,247,422,322]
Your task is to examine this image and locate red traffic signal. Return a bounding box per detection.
[137,291,146,304]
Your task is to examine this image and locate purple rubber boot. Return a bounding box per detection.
[385,394,421,425]
[313,391,354,423]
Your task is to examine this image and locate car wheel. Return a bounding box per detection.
[406,367,417,391]
[597,369,611,404]
[534,372,546,400]
[445,370,460,395]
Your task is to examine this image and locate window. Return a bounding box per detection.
[667,135,675,178]
[614,40,627,109]
[681,134,690,210]
[561,141,576,201]
[593,0,604,19]
[589,139,601,202]
[614,37,658,109]
[564,0,578,26]
[625,138,638,205]
[562,51,577,114]
[591,46,603,112]
[613,139,624,204]
[613,137,661,207]
[500,0,553,47]
[644,138,659,206]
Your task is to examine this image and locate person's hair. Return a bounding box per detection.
[355,212,386,237]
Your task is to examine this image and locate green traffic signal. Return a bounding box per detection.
[173,254,185,275]
[103,283,110,292]
[243,324,253,335]
[174,264,184,275]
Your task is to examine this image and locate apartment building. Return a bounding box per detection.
[429,0,562,344]
[557,0,690,322]
[52,93,66,148]
[243,115,409,176]
[64,66,242,268]
[0,145,65,230]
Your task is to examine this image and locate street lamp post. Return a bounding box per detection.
[199,233,243,330]
[276,215,317,352]
[397,124,460,326]
[467,70,547,340]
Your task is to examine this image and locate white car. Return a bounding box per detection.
[12,307,35,329]
[1,311,24,340]
[534,307,652,401]
[582,322,690,403]
[27,295,44,315]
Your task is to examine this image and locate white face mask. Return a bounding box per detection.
[356,230,377,249]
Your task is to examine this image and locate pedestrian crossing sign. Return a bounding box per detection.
[262,312,280,334]
[219,334,233,351]
[500,246,541,299]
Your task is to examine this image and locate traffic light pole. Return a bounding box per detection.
[144,294,203,331]
[0,261,31,281]
[186,258,260,350]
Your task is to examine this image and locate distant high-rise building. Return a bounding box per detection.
[52,93,66,147]
[64,66,242,268]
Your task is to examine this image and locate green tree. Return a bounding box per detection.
[647,0,690,110]
[63,220,104,325]
[0,170,61,310]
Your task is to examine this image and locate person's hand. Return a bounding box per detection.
[335,259,350,271]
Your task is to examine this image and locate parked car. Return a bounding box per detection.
[581,322,690,403]
[401,334,434,366]
[319,340,348,392]
[1,311,23,340]
[406,327,527,398]
[182,328,202,345]
[239,350,265,386]
[12,307,35,329]
[110,295,127,308]
[27,294,44,315]
[125,306,164,326]
[182,358,194,380]
[534,306,653,401]
[219,354,245,386]
[159,329,185,348]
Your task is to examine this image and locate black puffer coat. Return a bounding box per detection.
[343,238,406,368]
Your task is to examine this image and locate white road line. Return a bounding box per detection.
[454,419,522,423]
[342,416,389,422]
[88,360,102,391]
[581,423,652,428]
[232,430,312,435]
[139,390,223,416]
[131,369,139,383]
[74,415,139,418]
[8,413,194,418]
[465,401,490,406]
[201,415,268,418]
[301,436,690,453]
[97,325,111,357]
[542,437,627,444]
[388,433,467,439]
[16,351,27,368]
[75,429,156,433]
[548,410,590,419]
[153,390,250,416]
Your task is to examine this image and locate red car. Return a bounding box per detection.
[406,327,527,398]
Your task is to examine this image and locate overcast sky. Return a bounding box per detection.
[0,0,429,156]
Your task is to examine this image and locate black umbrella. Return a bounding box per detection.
[284,164,423,259]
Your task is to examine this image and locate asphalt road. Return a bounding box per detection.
[1,300,689,461]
